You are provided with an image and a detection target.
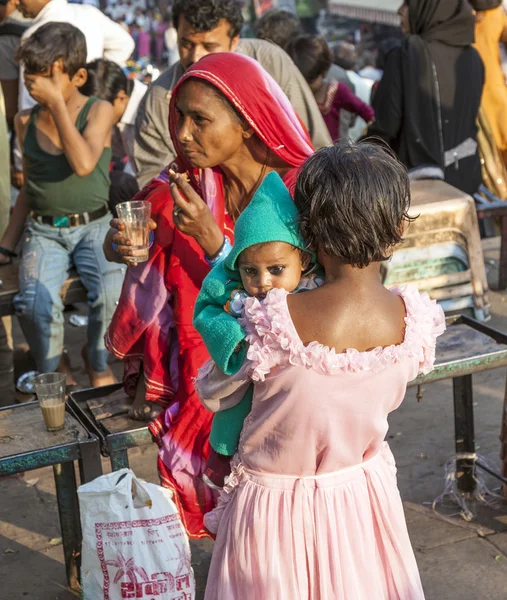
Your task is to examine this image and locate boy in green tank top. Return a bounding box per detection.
[0,22,125,388]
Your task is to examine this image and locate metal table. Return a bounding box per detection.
[70,314,507,498]
[0,402,103,591]
[69,385,153,471]
[409,314,507,494]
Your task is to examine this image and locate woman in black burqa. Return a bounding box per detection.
[368,0,484,196]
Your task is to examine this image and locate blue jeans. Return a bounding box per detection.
[14,214,126,373]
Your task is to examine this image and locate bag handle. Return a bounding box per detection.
[115,470,154,510]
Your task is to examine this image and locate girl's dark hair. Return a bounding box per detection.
[285,34,331,84]
[295,142,412,268]
[17,22,86,78]
[81,59,133,103]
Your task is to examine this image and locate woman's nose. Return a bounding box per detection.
[178,118,193,143]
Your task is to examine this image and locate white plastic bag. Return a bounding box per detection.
[78,469,195,600]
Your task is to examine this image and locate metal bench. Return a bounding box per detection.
[0,402,103,592]
[70,314,507,499]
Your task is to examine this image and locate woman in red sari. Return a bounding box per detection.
[104,53,314,538]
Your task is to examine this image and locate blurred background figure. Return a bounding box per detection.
[333,40,374,140]
[471,0,507,166]
[286,34,374,142]
[253,7,302,49]
[253,5,357,139]
[368,0,483,197]
[0,0,30,131]
[164,15,178,66]
[82,59,145,210]
[0,84,14,405]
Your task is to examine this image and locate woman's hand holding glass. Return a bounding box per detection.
[109,217,157,266]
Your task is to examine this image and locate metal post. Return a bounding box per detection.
[453,375,476,494]
[78,439,103,484]
[110,449,130,471]
[53,462,82,592]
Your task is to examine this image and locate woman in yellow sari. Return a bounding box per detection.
[473,1,507,164]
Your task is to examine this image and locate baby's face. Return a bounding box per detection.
[238,242,306,299]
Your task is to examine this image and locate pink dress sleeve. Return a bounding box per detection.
[398,285,446,375]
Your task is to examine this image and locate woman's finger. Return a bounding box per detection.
[112,232,132,246]
[171,183,194,217]
[148,218,157,230]
[110,218,125,231]
[170,172,207,207]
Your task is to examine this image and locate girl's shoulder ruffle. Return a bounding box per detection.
[239,285,445,381]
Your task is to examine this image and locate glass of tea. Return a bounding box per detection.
[116,200,152,265]
[33,373,66,432]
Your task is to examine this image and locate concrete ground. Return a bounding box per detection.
[3,239,507,599]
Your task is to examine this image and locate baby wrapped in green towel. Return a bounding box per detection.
[194,172,323,489]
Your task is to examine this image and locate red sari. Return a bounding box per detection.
[106,53,313,538]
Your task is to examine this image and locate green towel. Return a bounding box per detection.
[194,172,311,456]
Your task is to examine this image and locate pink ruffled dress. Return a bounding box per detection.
[203,285,446,600]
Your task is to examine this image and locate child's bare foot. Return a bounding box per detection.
[128,401,164,422]
[56,351,78,387]
[127,374,163,421]
[82,344,118,388]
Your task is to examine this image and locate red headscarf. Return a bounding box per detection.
[106,53,313,539]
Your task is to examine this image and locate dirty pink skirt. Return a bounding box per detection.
[204,444,424,600]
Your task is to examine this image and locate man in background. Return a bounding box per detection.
[134,0,331,187]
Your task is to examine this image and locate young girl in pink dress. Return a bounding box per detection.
[199,142,445,600]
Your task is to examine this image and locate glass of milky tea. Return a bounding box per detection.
[116,200,152,265]
[33,373,66,432]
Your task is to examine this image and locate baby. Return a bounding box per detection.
[194,172,323,489]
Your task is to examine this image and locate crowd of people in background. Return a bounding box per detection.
[104,0,179,65]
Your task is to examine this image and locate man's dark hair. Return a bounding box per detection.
[253,8,302,49]
[172,0,244,39]
[295,142,412,268]
[81,59,133,104]
[17,22,86,77]
[285,34,331,84]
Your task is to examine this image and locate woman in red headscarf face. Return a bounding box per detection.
[104,53,313,538]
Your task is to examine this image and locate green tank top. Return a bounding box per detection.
[24,96,111,217]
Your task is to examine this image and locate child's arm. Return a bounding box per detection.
[337,84,374,124]
[0,111,31,262]
[194,262,248,375]
[196,359,252,413]
[26,61,114,177]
